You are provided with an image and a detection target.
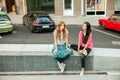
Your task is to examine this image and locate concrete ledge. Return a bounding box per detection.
[0,52,93,72]
[92,48,120,71]
[0,71,107,75]
[0,44,120,72]
[0,44,93,72]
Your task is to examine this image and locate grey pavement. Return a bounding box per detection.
[0,71,120,80]
[0,75,108,80]
[8,13,107,25]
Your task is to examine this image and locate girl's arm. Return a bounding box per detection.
[78,31,82,54]
[53,33,57,50]
[65,33,69,49]
[82,33,92,52]
[78,45,80,52]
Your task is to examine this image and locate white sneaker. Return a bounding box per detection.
[61,64,66,72]
[57,61,61,69]
[80,70,84,76]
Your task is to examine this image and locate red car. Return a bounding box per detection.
[98,14,120,31]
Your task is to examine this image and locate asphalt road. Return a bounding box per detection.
[0,24,120,49]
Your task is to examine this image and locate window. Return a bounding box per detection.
[86,0,106,15]
[65,0,72,10]
[115,0,120,14]
[117,16,120,22]
[87,0,95,10]
[115,0,120,11]
[96,0,105,10]
[110,16,117,21]
[0,15,10,21]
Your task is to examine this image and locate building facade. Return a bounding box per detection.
[0,0,120,17]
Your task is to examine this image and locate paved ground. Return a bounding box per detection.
[0,71,120,80]
[0,75,108,80]
[0,25,119,49]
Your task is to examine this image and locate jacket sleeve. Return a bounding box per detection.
[78,31,82,46]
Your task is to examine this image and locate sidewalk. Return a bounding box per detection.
[0,72,120,80]
[0,75,108,80]
[8,13,107,26]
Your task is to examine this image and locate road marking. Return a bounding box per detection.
[92,28,120,39]
[112,41,120,45]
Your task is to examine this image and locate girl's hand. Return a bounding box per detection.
[78,50,83,55]
[67,47,71,51]
[54,49,57,53]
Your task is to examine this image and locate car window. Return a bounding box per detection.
[117,16,120,22]
[110,15,117,21]
[36,17,51,22]
[0,15,10,21]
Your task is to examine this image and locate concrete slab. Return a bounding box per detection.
[92,48,120,71]
[0,44,120,72]
[0,75,108,80]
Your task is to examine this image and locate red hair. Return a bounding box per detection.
[56,21,66,39]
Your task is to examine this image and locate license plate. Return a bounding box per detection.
[42,26,49,28]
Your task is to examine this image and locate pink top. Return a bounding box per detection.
[78,31,93,49]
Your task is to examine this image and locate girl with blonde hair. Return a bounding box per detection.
[52,21,73,72]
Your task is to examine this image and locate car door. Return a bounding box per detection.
[114,16,120,31]
[107,15,117,29]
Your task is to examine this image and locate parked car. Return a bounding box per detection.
[98,14,120,31]
[0,11,13,33]
[22,11,56,32]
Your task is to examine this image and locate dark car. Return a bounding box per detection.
[22,11,55,32]
[98,14,120,31]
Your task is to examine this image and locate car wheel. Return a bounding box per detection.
[8,31,13,34]
[100,23,105,29]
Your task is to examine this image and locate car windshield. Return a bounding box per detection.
[110,15,117,21]
[0,15,10,21]
[36,16,51,22]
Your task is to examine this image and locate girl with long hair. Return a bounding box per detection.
[71,22,93,76]
[52,21,73,72]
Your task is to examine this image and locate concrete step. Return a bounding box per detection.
[0,44,120,72]
[0,75,108,80]
[0,71,107,75]
[92,48,120,71]
[0,51,93,72]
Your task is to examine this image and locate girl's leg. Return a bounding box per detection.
[70,44,78,51]
[55,55,70,63]
[81,48,91,68]
[80,48,91,75]
[55,55,70,72]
